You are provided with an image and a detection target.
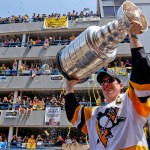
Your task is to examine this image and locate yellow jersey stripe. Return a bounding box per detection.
[130,81,150,91]
[71,105,82,124]
[120,145,148,150]
[127,88,150,117]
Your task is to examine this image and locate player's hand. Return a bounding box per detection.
[128,20,143,34]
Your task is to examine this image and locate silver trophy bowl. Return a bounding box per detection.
[56,1,148,81]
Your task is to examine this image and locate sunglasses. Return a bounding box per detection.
[100,77,115,86]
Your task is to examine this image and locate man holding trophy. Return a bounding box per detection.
[56,1,150,149]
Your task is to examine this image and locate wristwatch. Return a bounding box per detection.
[130,34,138,39]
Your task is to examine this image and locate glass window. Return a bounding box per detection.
[114,0,125,6]
[103,6,115,17]
[115,6,120,14]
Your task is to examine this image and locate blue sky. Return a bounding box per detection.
[0,0,97,18]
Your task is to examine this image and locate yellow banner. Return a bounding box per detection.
[43,16,68,29]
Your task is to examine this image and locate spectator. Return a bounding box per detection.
[5,67,11,76]
[22,136,28,144]
[69,33,76,42]
[32,96,39,110]
[9,38,15,47]
[12,59,18,76]
[4,39,9,47]
[57,36,62,45]
[10,135,18,147]
[65,135,72,149]
[15,38,21,47]
[43,38,49,49]
[36,135,43,148]
[37,14,42,21]
[24,14,29,22]
[16,136,23,148]
[42,14,47,21]
[0,64,6,75]
[7,93,14,110]
[79,11,84,18]
[49,36,54,45]
[15,96,22,114]
[19,63,25,75]
[26,134,36,149]
[2,97,9,110]
[19,98,27,115]
[67,12,71,20]
[125,59,132,67]
[27,39,33,50]
[38,98,45,110]
[26,97,33,115]
[72,138,78,146]
[32,13,37,22]
[35,36,42,46]
[55,136,64,146]
[0,136,7,149]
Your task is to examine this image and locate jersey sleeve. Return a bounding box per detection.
[65,93,92,134]
[128,47,150,118]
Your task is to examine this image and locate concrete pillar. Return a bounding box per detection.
[27,34,30,42]
[17,60,22,76]
[99,0,104,17]
[13,91,18,103]
[8,127,14,147]
[22,33,26,47]
[12,91,18,110]
[15,127,18,136]
[24,60,26,65]
[20,91,23,97]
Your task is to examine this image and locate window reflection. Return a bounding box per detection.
[103,6,115,17]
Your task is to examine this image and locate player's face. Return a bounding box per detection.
[101,75,123,103]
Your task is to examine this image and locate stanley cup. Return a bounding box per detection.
[56,1,148,80]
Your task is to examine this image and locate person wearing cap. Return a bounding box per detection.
[64,20,150,150]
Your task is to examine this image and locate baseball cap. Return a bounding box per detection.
[97,71,121,84]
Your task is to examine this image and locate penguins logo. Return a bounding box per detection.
[96,107,126,147]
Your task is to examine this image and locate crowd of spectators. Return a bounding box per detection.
[0,10,101,24]
[0,92,66,111]
[0,33,130,49]
[27,35,71,50]
[0,57,132,77]
[0,34,75,48]
[0,89,103,111]
[19,61,61,76]
[0,127,87,149]
[0,59,61,76]
[1,123,149,149]
[108,59,132,68]
[0,37,22,47]
[0,14,29,24]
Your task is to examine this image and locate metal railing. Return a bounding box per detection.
[0,40,71,48]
